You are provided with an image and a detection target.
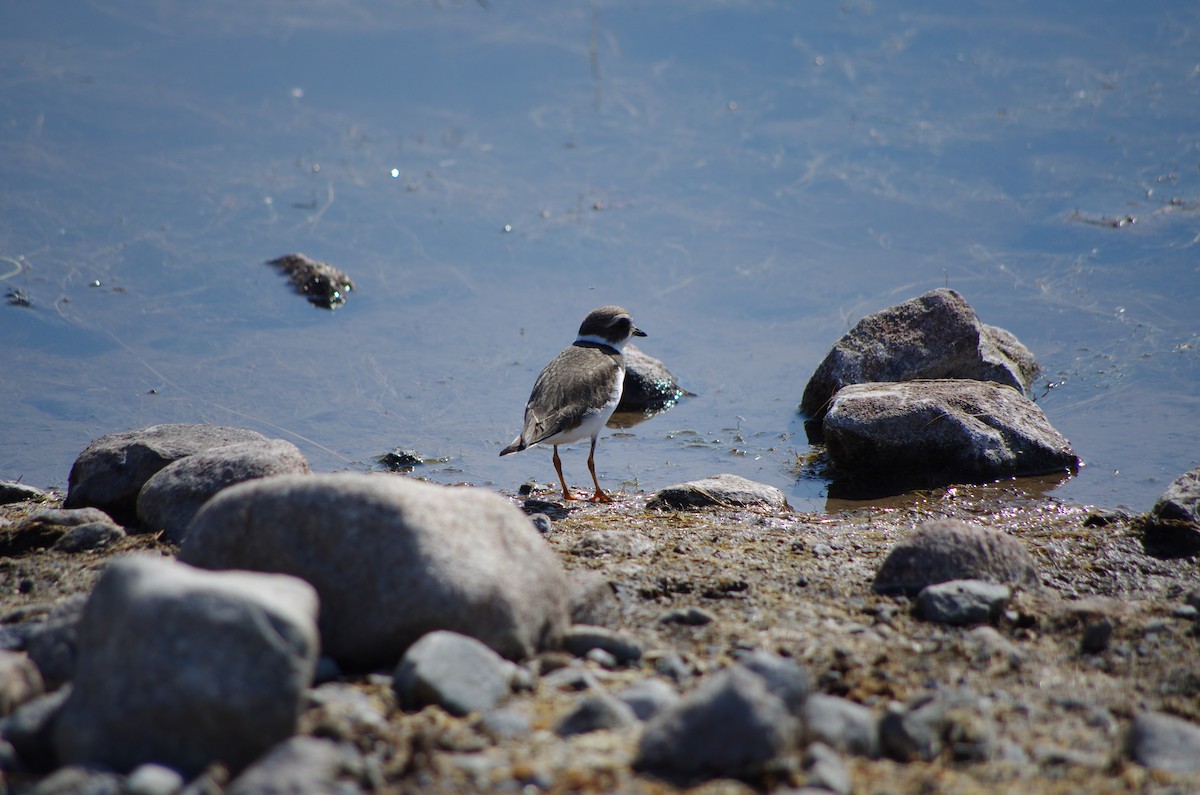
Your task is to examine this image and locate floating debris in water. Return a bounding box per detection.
[5,289,31,307]
[267,252,355,310]
[376,448,449,472]
[1068,210,1136,229]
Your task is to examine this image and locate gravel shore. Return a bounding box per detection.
[1,478,1198,794]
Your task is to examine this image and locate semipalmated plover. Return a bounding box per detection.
[500,305,646,502]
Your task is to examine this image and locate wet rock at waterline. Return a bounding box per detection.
[615,344,688,415]
[800,288,1039,418]
[53,555,319,776]
[64,424,269,522]
[874,519,1041,596]
[647,474,790,511]
[822,380,1078,487]
[136,439,311,543]
[0,481,49,505]
[1144,467,1200,553]
[179,473,570,668]
[267,252,355,310]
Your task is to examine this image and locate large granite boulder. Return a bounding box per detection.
[179,473,570,669]
[801,288,1038,419]
[822,379,1078,486]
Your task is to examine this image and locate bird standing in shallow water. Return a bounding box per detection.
[500,305,646,502]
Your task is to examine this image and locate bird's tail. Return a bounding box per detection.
[499,437,526,456]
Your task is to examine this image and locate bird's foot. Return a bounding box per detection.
[588,489,613,503]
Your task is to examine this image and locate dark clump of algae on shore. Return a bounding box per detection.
[1,476,1197,793]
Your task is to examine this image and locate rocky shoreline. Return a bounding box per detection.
[1,288,1198,794]
[1,463,1199,794]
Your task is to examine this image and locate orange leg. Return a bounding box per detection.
[552,446,577,501]
[587,437,612,503]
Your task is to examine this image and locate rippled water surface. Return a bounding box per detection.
[2,1,1198,512]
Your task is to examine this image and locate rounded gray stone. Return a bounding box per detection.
[137,438,311,543]
[635,666,798,781]
[874,518,1040,596]
[647,474,790,511]
[65,424,268,520]
[1126,710,1200,774]
[394,630,514,717]
[179,473,570,668]
[53,555,319,776]
[916,579,1011,625]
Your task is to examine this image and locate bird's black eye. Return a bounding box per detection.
[612,317,631,333]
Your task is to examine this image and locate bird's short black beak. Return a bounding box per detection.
[633,327,647,337]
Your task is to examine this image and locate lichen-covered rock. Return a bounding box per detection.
[801,288,1039,418]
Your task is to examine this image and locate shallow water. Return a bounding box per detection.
[2,1,1197,513]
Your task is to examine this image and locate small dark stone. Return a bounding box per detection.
[1080,618,1114,654]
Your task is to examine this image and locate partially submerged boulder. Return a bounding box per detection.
[801,288,1039,418]
[1143,467,1200,554]
[822,380,1078,487]
[617,344,688,414]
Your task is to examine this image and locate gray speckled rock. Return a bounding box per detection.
[635,665,798,781]
[226,736,364,795]
[1146,467,1200,553]
[647,474,790,511]
[563,626,644,665]
[823,379,1078,484]
[1,689,67,772]
[916,579,1011,625]
[874,518,1040,596]
[54,555,319,776]
[137,439,311,543]
[617,678,680,722]
[394,631,515,717]
[1152,467,1200,525]
[803,694,879,758]
[179,473,569,668]
[1126,710,1200,774]
[52,522,126,553]
[879,689,995,762]
[64,424,268,520]
[555,693,638,737]
[801,288,1039,418]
